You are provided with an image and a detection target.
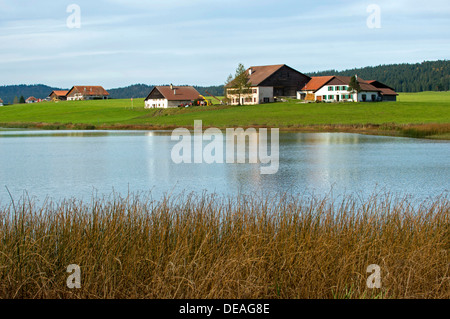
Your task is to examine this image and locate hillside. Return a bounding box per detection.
[307,60,450,92]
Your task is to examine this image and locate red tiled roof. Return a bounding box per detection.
[67,86,109,97]
[26,96,37,101]
[302,76,381,92]
[50,90,69,97]
[0,98,3,103]
[301,76,334,91]
[148,86,201,101]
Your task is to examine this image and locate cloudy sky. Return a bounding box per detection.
[1,0,449,89]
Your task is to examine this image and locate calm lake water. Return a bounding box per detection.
[0,129,449,206]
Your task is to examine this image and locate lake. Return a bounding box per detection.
[0,129,448,206]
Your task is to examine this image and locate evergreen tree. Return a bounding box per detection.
[229,63,252,105]
[13,96,19,104]
[347,75,361,94]
[19,96,25,103]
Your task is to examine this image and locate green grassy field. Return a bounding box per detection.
[0,92,449,138]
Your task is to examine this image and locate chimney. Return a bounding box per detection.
[170,83,173,90]
[173,88,177,95]
[249,68,252,75]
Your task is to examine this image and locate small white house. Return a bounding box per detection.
[144,85,201,108]
[25,96,38,103]
[297,76,395,102]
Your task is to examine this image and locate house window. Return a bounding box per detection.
[335,86,340,91]
[328,86,333,91]
[323,95,327,100]
[329,95,334,100]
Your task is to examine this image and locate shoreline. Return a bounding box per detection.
[1,122,449,140]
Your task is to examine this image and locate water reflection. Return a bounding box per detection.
[0,130,448,205]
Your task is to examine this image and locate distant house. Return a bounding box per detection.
[66,86,109,101]
[225,64,311,105]
[297,76,398,102]
[49,90,69,101]
[144,85,201,108]
[0,98,3,106]
[25,96,38,103]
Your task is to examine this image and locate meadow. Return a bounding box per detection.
[0,91,449,139]
[0,192,448,299]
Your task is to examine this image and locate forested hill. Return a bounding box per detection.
[307,60,449,92]
[0,84,64,104]
[107,84,224,99]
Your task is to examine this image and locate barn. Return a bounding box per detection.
[225,64,311,105]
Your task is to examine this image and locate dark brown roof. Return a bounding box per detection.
[226,64,303,87]
[67,86,109,97]
[146,86,201,101]
[366,80,397,92]
[245,64,286,86]
[377,88,398,96]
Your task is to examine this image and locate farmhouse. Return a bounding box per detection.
[144,85,201,108]
[49,90,69,101]
[0,98,3,106]
[297,76,398,102]
[226,64,311,105]
[66,86,109,101]
[25,96,38,103]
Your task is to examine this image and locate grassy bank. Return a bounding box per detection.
[0,192,448,299]
[0,92,449,139]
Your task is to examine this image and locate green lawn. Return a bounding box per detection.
[0,92,449,137]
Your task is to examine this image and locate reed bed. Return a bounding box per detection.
[0,192,448,299]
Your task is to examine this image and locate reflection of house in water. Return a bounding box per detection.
[301,133,364,193]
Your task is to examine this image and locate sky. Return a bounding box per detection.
[0,0,449,89]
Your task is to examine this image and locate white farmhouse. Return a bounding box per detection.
[66,86,109,101]
[297,76,398,102]
[225,64,311,105]
[144,85,201,108]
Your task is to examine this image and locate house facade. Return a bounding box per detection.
[49,90,69,101]
[297,76,398,102]
[25,96,38,103]
[66,86,109,100]
[144,85,201,109]
[0,98,3,106]
[226,64,310,105]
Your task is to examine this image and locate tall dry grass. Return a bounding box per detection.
[0,192,448,299]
